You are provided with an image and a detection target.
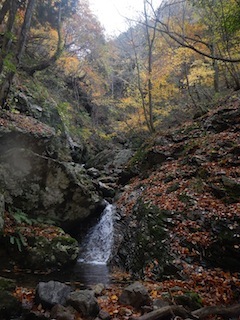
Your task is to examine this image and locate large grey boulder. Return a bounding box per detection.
[0,148,101,227]
[119,282,151,309]
[0,111,102,228]
[67,290,99,317]
[35,281,72,309]
[86,148,133,172]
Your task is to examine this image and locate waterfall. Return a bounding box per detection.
[78,203,115,265]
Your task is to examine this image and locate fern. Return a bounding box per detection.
[10,209,33,225]
[9,232,27,252]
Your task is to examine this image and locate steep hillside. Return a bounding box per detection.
[113,94,240,306]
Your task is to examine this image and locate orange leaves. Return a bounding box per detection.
[3,211,64,242]
[110,294,118,302]
[97,285,141,319]
[0,111,54,137]
[182,266,240,305]
[14,287,35,309]
[115,112,240,309]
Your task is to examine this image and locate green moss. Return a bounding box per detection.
[0,277,16,291]
[52,236,78,245]
[128,147,147,168]
[129,199,172,277]
[174,292,203,310]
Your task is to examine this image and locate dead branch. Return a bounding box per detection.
[133,304,240,320]
[133,305,192,320]
[192,304,240,319]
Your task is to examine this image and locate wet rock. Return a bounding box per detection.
[98,181,115,198]
[67,289,99,317]
[35,281,72,309]
[119,282,151,309]
[87,167,101,178]
[25,232,79,269]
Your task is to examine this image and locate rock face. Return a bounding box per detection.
[0,111,102,228]
[112,198,174,279]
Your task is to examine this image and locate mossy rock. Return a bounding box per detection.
[174,292,203,311]
[221,176,240,203]
[206,218,240,271]
[0,276,16,291]
[0,291,22,319]
[25,233,79,270]
[117,198,173,279]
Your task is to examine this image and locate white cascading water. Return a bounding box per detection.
[78,203,115,265]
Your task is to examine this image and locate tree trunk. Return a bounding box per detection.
[0,0,10,24]
[16,0,36,64]
[22,3,64,76]
[144,0,156,133]
[0,0,18,74]
[0,0,36,107]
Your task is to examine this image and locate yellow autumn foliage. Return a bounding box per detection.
[186,60,214,87]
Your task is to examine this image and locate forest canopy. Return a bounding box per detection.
[0,0,239,139]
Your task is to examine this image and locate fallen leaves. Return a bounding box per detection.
[116,110,240,308]
[0,110,55,137]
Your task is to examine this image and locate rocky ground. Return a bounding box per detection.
[112,96,240,308]
[0,94,239,319]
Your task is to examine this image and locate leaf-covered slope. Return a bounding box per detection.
[114,96,240,305]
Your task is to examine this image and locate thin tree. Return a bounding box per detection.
[0,0,36,106]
